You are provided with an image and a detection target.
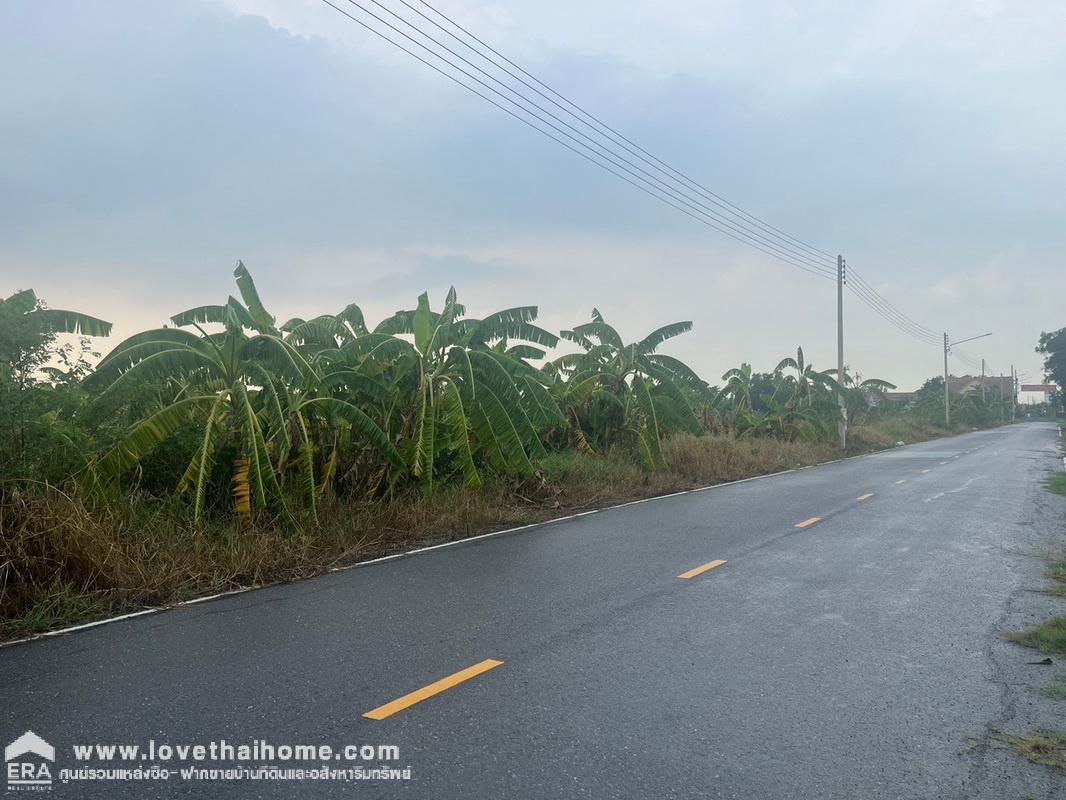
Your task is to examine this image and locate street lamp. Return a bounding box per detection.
[943,331,993,425]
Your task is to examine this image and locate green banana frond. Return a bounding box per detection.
[636,321,692,354]
[298,397,404,469]
[506,344,546,361]
[559,329,595,351]
[337,303,368,336]
[90,347,221,408]
[96,395,219,480]
[572,321,623,349]
[28,308,113,337]
[177,392,230,522]
[438,379,480,488]
[232,261,277,332]
[284,315,349,347]
[320,369,392,404]
[468,382,534,476]
[630,376,666,469]
[1,289,38,314]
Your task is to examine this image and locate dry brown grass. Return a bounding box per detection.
[1005,730,1066,770]
[0,417,967,640]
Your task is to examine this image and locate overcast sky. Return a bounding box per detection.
[2,0,1064,391]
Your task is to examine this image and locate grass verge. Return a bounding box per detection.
[1006,730,1066,770]
[1048,473,1066,497]
[0,418,972,641]
[1008,618,1066,655]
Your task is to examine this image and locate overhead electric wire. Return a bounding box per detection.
[319,0,992,365]
[952,348,983,371]
[845,281,941,345]
[847,270,940,339]
[409,0,837,266]
[318,0,837,280]
[339,0,836,277]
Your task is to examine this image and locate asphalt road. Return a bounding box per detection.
[3,422,1064,799]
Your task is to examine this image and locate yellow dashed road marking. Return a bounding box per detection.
[921,469,931,474]
[857,493,874,501]
[678,559,727,580]
[895,479,907,485]
[363,659,504,720]
[795,517,821,529]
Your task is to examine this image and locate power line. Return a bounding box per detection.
[317,0,837,280]
[952,348,983,371]
[368,0,834,273]
[845,280,941,346]
[411,0,838,266]
[847,269,940,339]
[318,0,994,369]
[320,0,836,278]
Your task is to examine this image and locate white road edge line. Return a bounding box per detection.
[0,426,1026,648]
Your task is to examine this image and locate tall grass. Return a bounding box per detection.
[1,416,960,640]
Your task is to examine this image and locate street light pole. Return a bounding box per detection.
[1011,365,1016,422]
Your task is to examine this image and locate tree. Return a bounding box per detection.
[348,288,564,492]
[553,310,708,468]
[0,289,112,388]
[774,347,845,407]
[1036,328,1066,389]
[721,363,755,412]
[87,264,401,525]
[0,290,112,479]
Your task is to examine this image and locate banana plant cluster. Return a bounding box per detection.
[86,264,710,525]
[715,347,896,442]
[547,310,712,468]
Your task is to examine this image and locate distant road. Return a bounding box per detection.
[2,422,1062,798]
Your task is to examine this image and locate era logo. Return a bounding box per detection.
[5,731,54,791]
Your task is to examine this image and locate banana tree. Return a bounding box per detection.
[553,310,708,468]
[88,264,401,524]
[335,288,564,492]
[0,289,112,386]
[774,347,845,407]
[835,366,898,423]
[720,363,755,413]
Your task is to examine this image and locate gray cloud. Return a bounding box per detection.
[1,0,1062,390]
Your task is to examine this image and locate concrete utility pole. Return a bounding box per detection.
[837,255,846,450]
[1011,365,1016,422]
[1000,373,1005,422]
[943,332,950,426]
[981,358,986,403]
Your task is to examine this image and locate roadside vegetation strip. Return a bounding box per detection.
[677,559,727,580]
[363,659,504,720]
[1008,618,1066,655]
[1005,730,1066,770]
[1049,473,1066,497]
[0,430,978,646]
[794,517,821,529]
[1,265,1011,640]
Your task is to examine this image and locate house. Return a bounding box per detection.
[878,376,1014,407]
[947,375,1013,397]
